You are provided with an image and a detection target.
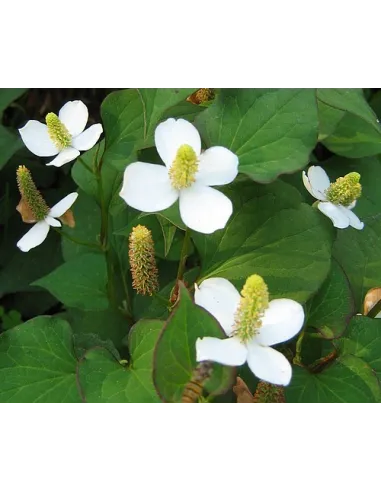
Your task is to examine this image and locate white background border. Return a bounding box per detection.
[1,1,380,489]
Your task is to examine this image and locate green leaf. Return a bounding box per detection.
[0,309,22,331]
[61,194,101,261]
[318,89,381,157]
[71,140,123,209]
[317,99,345,140]
[334,217,381,312]
[335,315,381,378]
[315,156,381,311]
[286,355,381,402]
[153,283,235,402]
[192,179,333,303]
[0,125,23,171]
[78,319,163,402]
[0,224,63,296]
[133,266,200,321]
[114,213,190,261]
[101,88,195,170]
[33,253,108,311]
[72,332,120,360]
[0,316,81,402]
[65,307,130,353]
[0,88,27,115]
[195,89,318,183]
[307,259,355,338]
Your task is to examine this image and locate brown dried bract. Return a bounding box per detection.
[233,377,256,403]
[363,287,381,316]
[16,197,37,224]
[59,209,76,228]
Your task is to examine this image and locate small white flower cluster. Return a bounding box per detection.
[16,98,366,387]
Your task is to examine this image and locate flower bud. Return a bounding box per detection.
[253,381,285,403]
[128,225,159,296]
[16,165,49,222]
[326,172,362,207]
[46,112,71,150]
[233,274,269,342]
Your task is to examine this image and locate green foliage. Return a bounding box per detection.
[286,355,381,403]
[196,88,318,183]
[153,284,235,402]
[0,317,81,402]
[192,178,333,303]
[317,89,381,157]
[78,319,163,402]
[2,88,381,403]
[33,253,108,311]
[307,260,354,338]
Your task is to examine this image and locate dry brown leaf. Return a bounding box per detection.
[16,198,37,224]
[59,209,75,228]
[233,377,256,403]
[363,287,381,316]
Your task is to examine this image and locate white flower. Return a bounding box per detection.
[119,118,239,234]
[17,192,78,252]
[19,101,103,167]
[194,277,305,386]
[302,166,364,230]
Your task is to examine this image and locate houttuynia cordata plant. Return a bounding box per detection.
[1,88,381,403]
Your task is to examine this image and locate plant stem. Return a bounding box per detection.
[293,330,305,366]
[55,229,102,250]
[176,228,191,284]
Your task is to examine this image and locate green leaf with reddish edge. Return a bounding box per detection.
[153,283,235,402]
[33,253,108,311]
[286,355,381,403]
[192,178,333,303]
[307,259,355,339]
[335,315,381,379]
[0,316,81,403]
[101,88,196,170]
[78,319,163,403]
[195,88,318,183]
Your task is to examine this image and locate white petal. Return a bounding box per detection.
[339,206,364,230]
[303,171,320,200]
[19,121,59,157]
[307,166,330,198]
[45,216,61,227]
[194,278,241,336]
[49,192,79,218]
[179,185,233,234]
[119,162,179,212]
[58,100,88,137]
[46,148,80,167]
[256,299,305,346]
[196,337,247,366]
[155,118,201,167]
[71,124,103,151]
[16,221,50,252]
[196,146,239,186]
[348,200,356,210]
[318,202,350,229]
[246,342,292,386]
